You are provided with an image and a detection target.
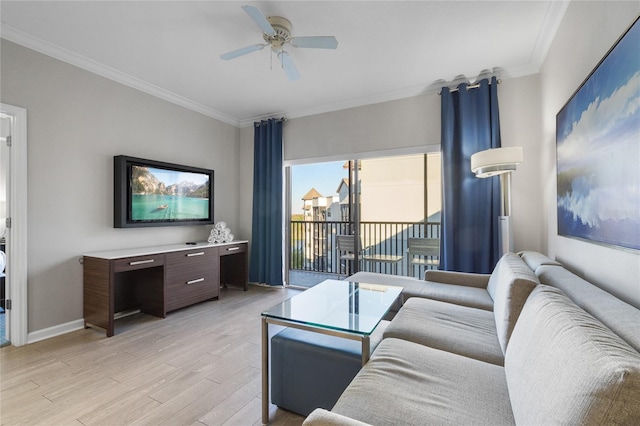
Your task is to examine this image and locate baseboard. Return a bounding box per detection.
[27,319,85,344]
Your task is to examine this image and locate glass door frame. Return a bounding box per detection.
[348,159,361,273]
[284,166,292,286]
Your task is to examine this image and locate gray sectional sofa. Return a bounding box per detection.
[303,251,640,425]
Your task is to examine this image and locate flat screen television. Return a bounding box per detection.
[114,155,214,228]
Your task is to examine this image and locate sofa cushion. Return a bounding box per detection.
[487,252,539,353]
[346,271,494,311]
[505,285,640,425]
[303,409,372,426]
[332,338,515,426]
[518,250,562,271]
[424,270,491,288]
[403,281,494,311]
[536,264,640,353]
[383,297,504,365]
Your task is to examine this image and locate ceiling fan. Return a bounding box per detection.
[220,5,338,81]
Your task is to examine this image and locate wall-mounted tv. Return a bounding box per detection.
[114,155,214,228]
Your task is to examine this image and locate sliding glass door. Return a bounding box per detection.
[286,152,441,288]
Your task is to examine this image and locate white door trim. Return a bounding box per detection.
[1,103,28,346]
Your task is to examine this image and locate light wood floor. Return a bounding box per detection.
[0,285,306,426]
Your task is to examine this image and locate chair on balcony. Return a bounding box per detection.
[337,235,403,277]
[407,237,440,276]
[336,235,360,277]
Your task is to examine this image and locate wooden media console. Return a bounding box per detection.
[83,241,248,336]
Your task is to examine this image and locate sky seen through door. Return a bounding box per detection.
[291,161,346,215]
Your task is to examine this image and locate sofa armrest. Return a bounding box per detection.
[424,270,491,288]
[303,409,372,426]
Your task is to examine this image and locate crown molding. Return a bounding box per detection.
[1,25,240,127]
[529,0,570,69]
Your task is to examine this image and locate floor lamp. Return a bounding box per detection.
[470,147,523,257]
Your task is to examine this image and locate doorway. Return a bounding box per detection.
[0,114,10,346]
[0,103,28,346]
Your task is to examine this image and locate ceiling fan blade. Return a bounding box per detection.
[241,5,276,36]
[290,36,338,49]
[278,51,300,81]
[220,44,265,60]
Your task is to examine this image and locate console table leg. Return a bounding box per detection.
[261,317,269,425]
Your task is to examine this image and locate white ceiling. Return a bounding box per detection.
[0,1,568,127]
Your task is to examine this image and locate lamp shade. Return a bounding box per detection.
[471,147,523,178]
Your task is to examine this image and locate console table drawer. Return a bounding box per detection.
[166,265,218,289]
[165,249,218,282]
[114,254,165,272]
[165,247,220,312]
[166,247,218,266]
[165,271,219,311]
[219,243,246,256]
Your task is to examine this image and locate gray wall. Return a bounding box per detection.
[284,94,441,159]
[0,40,241,332]
[540,1,640,307]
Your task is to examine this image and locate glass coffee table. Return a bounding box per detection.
[261,279,403,425]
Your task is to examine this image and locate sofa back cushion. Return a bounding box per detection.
[518,250,562,271]
[487,253,539,353]
[505,285,640,425]
[536,264,640,353]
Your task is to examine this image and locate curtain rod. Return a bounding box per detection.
[438,79,501,95]
[254,117,287,126]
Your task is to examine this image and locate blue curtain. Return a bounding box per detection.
[249,119,283,286]
[440,77,501,273]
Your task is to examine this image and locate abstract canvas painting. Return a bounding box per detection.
[556,17,639,251]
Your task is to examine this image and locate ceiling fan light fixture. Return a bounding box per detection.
[263,16,292,50]
[221,5,338,81]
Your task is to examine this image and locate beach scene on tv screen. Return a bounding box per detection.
[131,165,210,221]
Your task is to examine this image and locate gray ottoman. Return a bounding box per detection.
[271,321,389,416]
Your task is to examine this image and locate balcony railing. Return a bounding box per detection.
[289,220,441,278]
